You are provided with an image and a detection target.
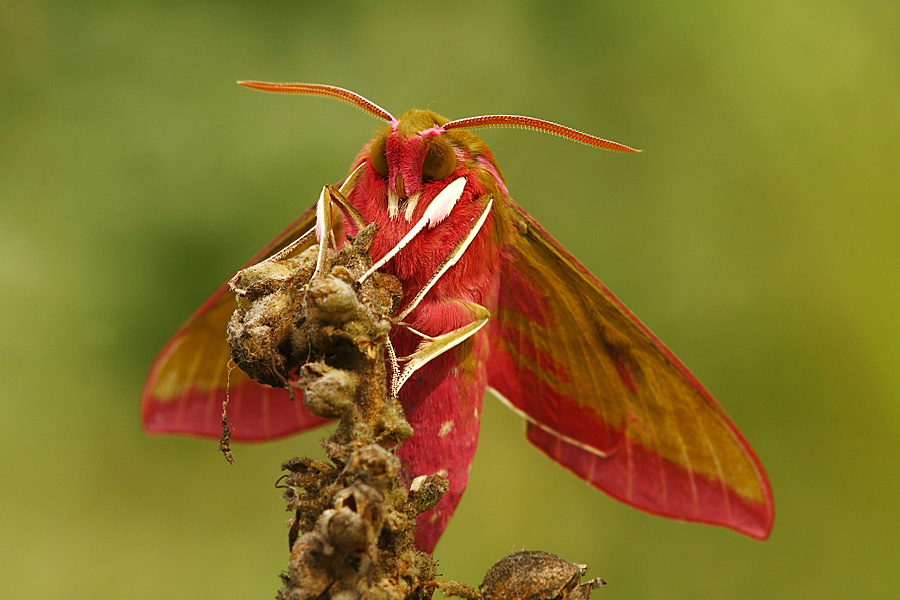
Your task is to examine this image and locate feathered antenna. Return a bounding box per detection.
[444,114,640,152]
[237,81,396,123]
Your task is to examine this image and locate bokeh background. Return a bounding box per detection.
[3,1,899,598]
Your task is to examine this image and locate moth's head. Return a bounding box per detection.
[367,109,458,204]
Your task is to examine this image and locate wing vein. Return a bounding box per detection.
[692,397,731,521]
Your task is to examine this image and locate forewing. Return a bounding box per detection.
[487,200,774,539]
[142,205,332,441]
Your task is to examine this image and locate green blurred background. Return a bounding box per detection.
[3,1,898,598]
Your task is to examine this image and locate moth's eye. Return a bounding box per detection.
[369,135,388,178]
[422,137,456,182]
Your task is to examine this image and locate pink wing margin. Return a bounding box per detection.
[141,205,329,441]
[486,199,774,539]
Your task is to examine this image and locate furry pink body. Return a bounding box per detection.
[345,135,503,551]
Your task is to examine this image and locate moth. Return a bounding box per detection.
[142,82,774,552]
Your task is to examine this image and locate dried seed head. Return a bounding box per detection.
[319,482,386,554]
[299,362,358,419]
[320,507,370,553]
[230,256,311,298]
[480,551,605,600]
[345,444,400,487]
[408,474,450,516]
